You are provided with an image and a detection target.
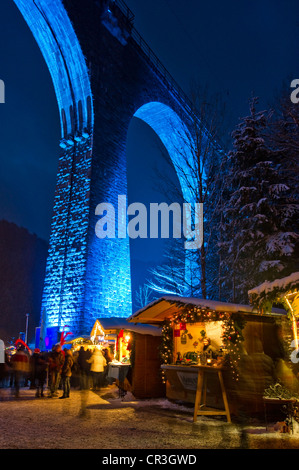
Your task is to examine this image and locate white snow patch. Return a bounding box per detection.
[249,272,299,296]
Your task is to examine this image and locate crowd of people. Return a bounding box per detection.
[0,343,113,399]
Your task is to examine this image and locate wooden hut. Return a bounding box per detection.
[127,296,298,417]
[90,317,165,399]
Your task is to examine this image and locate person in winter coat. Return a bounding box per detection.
[48,344,65,397]
[10,346,29,397]
[87,348,107,390]
[102,348,113,386]
[60,349,74,399]
[0,350,10,389]
[30,348,48,397]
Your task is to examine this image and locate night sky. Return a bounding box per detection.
[0,0,298,250]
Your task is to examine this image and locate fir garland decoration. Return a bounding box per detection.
[248,274,299,319]
[159,322,174,384]
[160,322,174,365]
[130,332,136,368]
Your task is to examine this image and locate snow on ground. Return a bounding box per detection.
[1,385,299,449]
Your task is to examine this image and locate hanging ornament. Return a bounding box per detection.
[181,332,187,344]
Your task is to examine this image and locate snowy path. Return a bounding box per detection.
[0,386,299,449]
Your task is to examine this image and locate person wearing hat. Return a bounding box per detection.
[60,349,74,399]
[48,344,65,398]
[29,348,40,391]
[30,348,48,398]
[10,345,29,398]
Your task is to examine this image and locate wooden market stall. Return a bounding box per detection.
[90,317,165,399]
[127,296,298,418]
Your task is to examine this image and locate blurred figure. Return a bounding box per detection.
[102,348,113,386]
[77,347,91,390]
[203,337,217,359]
[29,348,40,390]
[87,348,107,391]
[23,346,32,388]
[60,349,74,399]
[30,348,48,397]
[0,350,10,392]
[102,348,113,363]
[10,345,29,398]
[71,349,80,389]
[48,344,64,398]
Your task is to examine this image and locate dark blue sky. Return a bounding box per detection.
[0,0,298,245]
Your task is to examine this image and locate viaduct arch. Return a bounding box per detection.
[14,0,205,337]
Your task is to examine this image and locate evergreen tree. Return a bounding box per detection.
[268,89,299,201]
[220,97,299,303]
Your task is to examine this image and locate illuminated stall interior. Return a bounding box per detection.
[89,317,164,399]
[64,335,94,351]
[90,317,161,363]
[172,320,224,365]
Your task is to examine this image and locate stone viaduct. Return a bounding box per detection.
[14,0,211,337]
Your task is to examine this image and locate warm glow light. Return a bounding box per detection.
[284,294,298,348]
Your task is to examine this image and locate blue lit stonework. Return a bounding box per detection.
[15,0,208,339]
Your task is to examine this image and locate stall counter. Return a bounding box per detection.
[161,363,228,409]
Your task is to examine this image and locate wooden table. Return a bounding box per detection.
[193,365,231,423]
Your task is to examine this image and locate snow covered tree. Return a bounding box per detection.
[268,89,299,201]
[147,238,201,297]
[220,97,299,303]
[134,284,155,309]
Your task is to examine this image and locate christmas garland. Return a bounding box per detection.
[160,322,174,366]
[129,332,136,369]
[248,274,299,318]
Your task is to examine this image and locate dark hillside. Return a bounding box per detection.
[0,220,48,344]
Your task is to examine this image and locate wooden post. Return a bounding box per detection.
[218,370,231,423]
[193,366,231,423]
[193,370,204,422]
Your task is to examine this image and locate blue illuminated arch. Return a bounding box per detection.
[133,102,199,296]
[13,0,93,138]
[134,102,196,203]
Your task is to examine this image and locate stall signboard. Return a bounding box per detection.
[177,371,198,391]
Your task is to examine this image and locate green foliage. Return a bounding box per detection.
[264,382,299,400]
